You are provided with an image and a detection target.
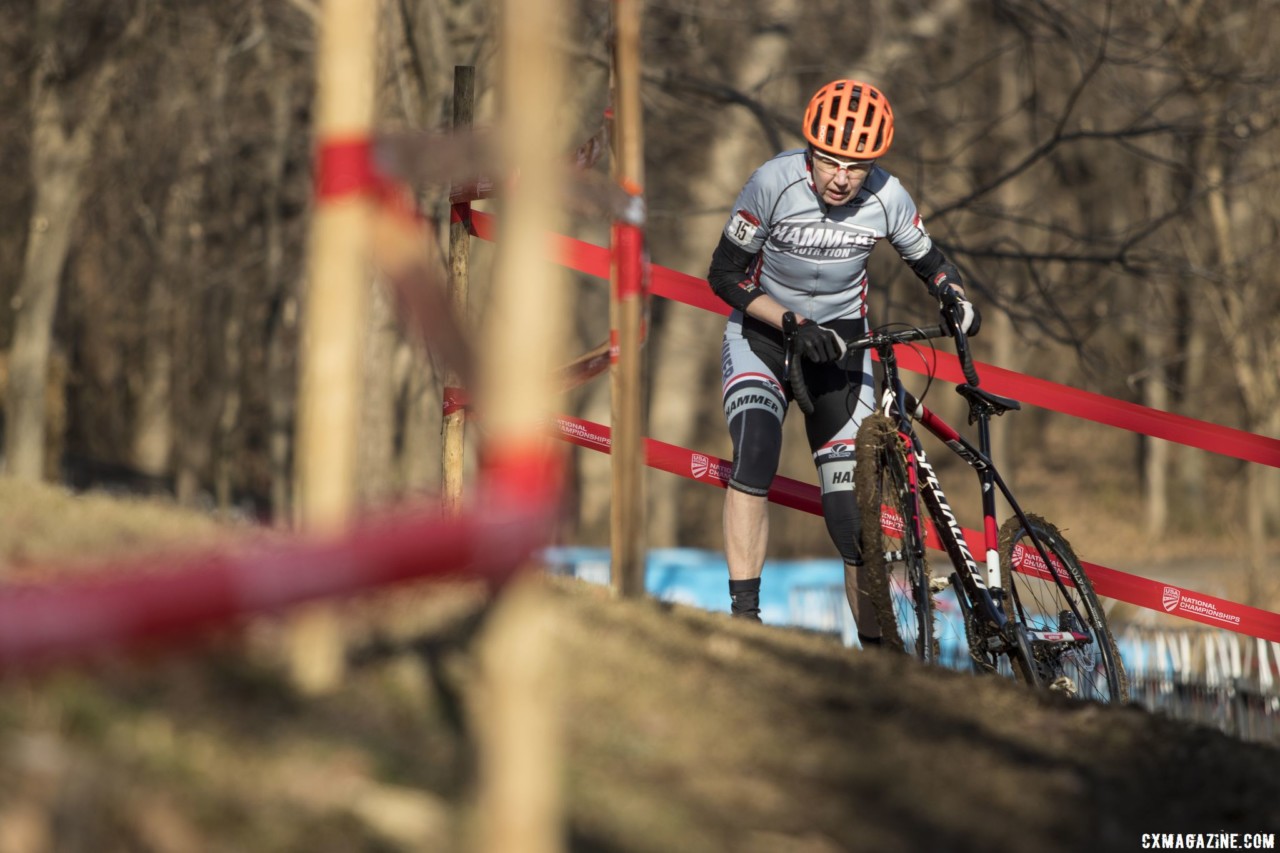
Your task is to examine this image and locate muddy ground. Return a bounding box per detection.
[0,483,1277,852]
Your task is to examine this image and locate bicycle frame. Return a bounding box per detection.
[874,346,1006,626]
[872,337,1093,672]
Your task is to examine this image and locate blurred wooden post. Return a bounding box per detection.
[472,576,562,853]
[609,0,648,598]
[470,0,568,851]
[441,65,475,514]
[290,0,378,694]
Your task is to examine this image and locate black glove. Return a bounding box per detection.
[936,283,981,337]
[793,318,848,363]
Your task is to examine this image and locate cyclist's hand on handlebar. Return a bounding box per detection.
[793,319,848,363]
[936,283,981,337]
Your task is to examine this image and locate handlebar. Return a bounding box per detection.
[940,304,982,388]
[781,312,815,415]
[783,310,980,416]
[845,323,948,353]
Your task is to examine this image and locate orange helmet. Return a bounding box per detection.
[803,79,895,159]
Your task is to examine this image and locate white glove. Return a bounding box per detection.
[937,284,982,336]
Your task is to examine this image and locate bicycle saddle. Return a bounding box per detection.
[957,383,1021,416]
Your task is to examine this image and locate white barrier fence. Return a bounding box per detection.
[1116,627,1280,693]
[1115,627,1280,744]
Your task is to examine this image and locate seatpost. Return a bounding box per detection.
[965,400,1012,618]
[972,403,993,459]
[974,407,999,530]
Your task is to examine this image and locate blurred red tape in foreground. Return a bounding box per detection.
[0,493,553,672]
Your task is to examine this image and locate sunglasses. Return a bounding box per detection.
[810,150,876,173]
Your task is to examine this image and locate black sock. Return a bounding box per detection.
[729,578,761,620]
[858,632,882,647]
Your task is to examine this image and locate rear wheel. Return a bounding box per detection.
[855,414,936,661]
[998,514,1128,703]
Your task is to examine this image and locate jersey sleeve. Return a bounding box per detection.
[881,176,934,263]
[720,166,774,254]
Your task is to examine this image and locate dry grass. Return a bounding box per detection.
[0,482,253,580]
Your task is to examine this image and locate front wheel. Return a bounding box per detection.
[855,414,937,661]
[997,514,1128,703]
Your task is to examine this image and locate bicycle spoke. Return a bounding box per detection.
[998,514,1128,704]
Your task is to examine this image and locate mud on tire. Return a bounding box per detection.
[855,414,937,660]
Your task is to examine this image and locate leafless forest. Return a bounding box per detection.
[1,0,1277,601]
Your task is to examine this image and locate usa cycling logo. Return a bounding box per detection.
[691,454,710,479]
[1159,585,1242,624]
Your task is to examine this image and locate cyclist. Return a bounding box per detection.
[707,79,980,640]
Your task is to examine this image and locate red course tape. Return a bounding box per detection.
[466,208,1280,471]
[552,414,1280,642]
[315,137,383,200]
[0,499,551,671]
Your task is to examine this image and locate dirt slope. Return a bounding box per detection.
[0,484,1276,851]
[553,581,1279,852]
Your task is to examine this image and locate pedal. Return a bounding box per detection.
[1048,675,1077,697]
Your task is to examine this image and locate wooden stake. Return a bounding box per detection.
[290,0,378,694]
[482,3,569,446]
[471,577,563,853]
[609,0,648,598]
[442,66,476,514]
[470,0,569,849]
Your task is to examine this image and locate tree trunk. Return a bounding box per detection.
[131,270,176,478]
[7,162,83,482]
[214,296,244,511]
[985,13,1030,512]
[358,281,399,505]
[1173,229,1209,514]
[7,5,129,480]
[1141,320,1170,537]
[255,0,299,524]
[266,297,298,523]
[1139,69,1175,538]
[572,276,615,543]
[360,0,453,506]
[397,341,440,493]
[1199,122,1276,597]
[133,143,206,479]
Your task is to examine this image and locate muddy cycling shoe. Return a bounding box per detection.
[1048,675,1078,697]
[731,608,763,623]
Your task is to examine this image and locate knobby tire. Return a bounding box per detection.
[997,514,1129,704]
[855,414,937,661]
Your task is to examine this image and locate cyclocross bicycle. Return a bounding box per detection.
[783,308,1128,704]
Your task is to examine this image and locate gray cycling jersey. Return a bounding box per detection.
[721,148,933,324]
